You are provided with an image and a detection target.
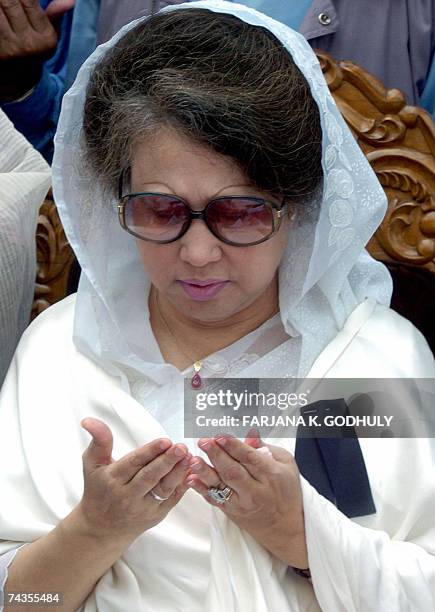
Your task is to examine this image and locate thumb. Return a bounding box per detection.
[244,427,262,449]
[266,443,294,464]
[81,417,114,469]
[244,430,277,459]
[45,0,75,19]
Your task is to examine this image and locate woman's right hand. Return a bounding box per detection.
[76,417,191,543]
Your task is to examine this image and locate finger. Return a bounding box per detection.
[185,475,233,510]
[244,427,262,448]
[20,0,50,32]
[128,443,189,495]
[81,417,114,469]
[0,7,14,38]
[151,453,192,500]
[1,0,30,34]
[213,435,274,481]
[159,481,189,509]
[109,438,172,483]
[197,438,252,493]
[45,0,74,19]
[186,475,215,498]
[266,443,296,465]
[188,456,221,488]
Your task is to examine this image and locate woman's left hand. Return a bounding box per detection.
[186,434,308,569]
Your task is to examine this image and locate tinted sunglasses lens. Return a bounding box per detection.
[124,195,189,241]
[207,198,274,244]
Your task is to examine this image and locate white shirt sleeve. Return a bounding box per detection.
[0,545,27,612]
[301,476,435,611]
[0,110,51,386]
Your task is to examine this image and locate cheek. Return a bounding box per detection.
[232,232,288,289]
[136,242,178,287]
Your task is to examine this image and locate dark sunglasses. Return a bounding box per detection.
[118,180,290,247]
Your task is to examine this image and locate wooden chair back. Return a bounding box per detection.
[318,51,435,349]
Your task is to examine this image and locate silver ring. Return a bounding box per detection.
[149,489,170,502]
[207,485,234,505]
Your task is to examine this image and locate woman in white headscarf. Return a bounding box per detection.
[0,2,434,611]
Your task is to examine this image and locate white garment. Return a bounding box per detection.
[0,111,51,387]
[1,1,434,610]
[0,296,434,611]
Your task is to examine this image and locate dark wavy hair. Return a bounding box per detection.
[82,8,323,203]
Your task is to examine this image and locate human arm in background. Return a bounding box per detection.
[0,0,75,161]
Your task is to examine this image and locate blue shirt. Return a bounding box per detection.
[229,0,435,117]
[228,0,312,30]
[66,0,100,90]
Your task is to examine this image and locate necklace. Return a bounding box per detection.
[153,290,203,389]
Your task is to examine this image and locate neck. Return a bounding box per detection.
[149,281,279,368]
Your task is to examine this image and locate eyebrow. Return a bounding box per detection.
[133,181,255,193]
[127,181,273,206]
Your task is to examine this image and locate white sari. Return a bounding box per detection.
[0,295,434,611]
[0,1,435,610]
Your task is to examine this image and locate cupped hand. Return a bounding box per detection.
[77,417,191,543]
[186,433,308,568]
[0,0,75,101]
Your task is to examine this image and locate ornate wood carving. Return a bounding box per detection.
[318,51,435,275]
[32,189,75,320]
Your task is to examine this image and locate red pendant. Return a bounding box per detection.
[191,372,202,389]
[191,361,202,389]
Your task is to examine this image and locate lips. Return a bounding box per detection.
[178,279,229,301]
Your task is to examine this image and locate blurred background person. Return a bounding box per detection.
[226,0,435,115]
[0,0,189,163]
[0,109,50,387]
[96,0,187,44]
[95,0,435,115]
[0,0,76,162]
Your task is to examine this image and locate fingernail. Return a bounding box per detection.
[159,439,171,450]
[174,446,185,457]
[215,436,227,446]
[256,446,273,456]
[199,441,212,451]
[186,478,197,487]
[181,457,191,467]
[190,461,202,473]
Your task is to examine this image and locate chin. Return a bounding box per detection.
[172,288,260,324]
[179,299,241,323]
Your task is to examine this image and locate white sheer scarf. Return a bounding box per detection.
[52,0,392,408]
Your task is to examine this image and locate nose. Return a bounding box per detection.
[179,220,223,266]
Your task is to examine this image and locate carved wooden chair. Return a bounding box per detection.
[33,52,435,350]
[318,52,435,350]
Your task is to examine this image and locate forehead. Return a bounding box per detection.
[129,126,253,199]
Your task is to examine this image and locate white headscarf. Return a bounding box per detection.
[52,0,392,385]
